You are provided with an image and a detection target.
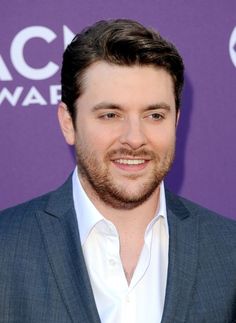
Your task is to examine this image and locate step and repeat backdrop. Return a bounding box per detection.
[0,0,236,219]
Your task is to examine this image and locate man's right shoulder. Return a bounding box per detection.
[0,175,73,223]
[0,190,52,224]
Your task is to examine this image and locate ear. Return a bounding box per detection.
[58,102,75,145]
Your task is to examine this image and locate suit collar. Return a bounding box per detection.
[161,190,199,323]
[36,175,101,323]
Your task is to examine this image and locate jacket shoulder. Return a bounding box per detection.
[0,175,73,223]
[0,192,54,241]
[166,190,236,232]
[0,191,51,220]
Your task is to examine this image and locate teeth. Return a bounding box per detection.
[116,159,145,165]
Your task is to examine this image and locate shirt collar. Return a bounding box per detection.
[72,167,104,245]
[72,167,168,245]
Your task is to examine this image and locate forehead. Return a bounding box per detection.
[77,61,175,109]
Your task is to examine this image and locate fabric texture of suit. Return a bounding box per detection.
[0,176,235,323]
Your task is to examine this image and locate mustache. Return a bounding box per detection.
[106,148,156,159]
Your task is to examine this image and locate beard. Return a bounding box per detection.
[75,144,175,210]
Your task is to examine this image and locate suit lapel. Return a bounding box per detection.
[161,191,199,323]
[36,177,101,323]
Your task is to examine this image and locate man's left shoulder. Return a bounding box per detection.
[166,189,236,235]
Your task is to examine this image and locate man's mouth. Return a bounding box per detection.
[115,159,145,165]
[111,158,150,172]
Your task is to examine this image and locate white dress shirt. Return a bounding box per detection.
[72,168,169,323]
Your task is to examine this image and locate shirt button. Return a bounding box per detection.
[109,259,116,266]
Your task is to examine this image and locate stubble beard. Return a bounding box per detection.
[75,145,175,210]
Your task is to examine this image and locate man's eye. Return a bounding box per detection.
[100,112,118,119]
[149,113,163,120]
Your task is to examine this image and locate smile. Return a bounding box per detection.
[115,159,146,165]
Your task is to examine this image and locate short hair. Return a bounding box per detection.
[61,19,184,123]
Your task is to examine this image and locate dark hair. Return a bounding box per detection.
[61,19,184,123]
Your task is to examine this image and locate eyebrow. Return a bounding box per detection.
[91,102,122,112]
[91,102,172,112]
[143,103,171,112]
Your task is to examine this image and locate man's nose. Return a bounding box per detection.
[119,117,147,149]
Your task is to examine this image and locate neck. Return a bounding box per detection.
[79,175,160,234]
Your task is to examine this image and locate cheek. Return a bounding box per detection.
[85,123,119,149]
[147,128,176,151]
[76,128,114,156]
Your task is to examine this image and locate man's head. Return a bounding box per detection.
[61,19,184,125]
[58,19,184,210]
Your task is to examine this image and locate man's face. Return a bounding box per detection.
[60,62,178,209]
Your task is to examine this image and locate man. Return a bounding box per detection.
[0,19,235,323]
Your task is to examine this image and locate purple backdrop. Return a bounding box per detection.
[0,0,236,220]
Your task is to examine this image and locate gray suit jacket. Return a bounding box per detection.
[0,176,235,323]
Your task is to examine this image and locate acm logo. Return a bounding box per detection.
[0,25,75,107]
[2,25,235,107]
[229,26,236,68]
